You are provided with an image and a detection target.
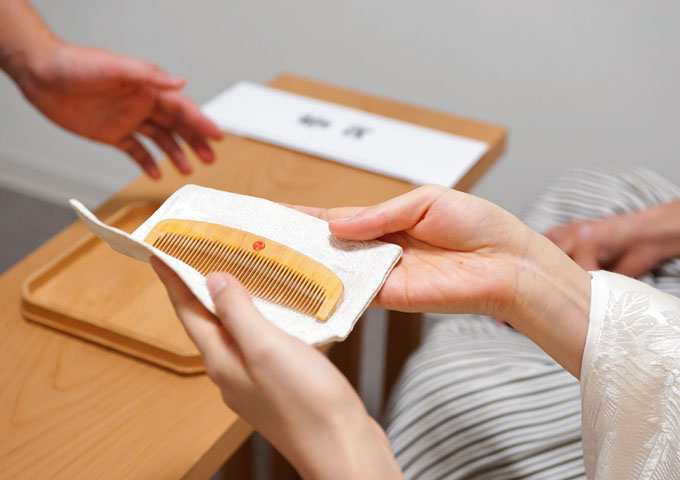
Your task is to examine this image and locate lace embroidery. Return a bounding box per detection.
[583,278,680,479]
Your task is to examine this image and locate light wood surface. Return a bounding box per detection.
[0,73,505,479]
[21,203,204,373]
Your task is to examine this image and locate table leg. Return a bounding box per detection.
[382,311,422,411]
[328,319,364,390]
[221,436,254,479]
[270,448,301,480]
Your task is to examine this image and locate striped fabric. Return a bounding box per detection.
[384,166,680,479]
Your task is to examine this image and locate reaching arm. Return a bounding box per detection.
[0,0,223,178]
[297,185,592,377]
[0,0,56,84]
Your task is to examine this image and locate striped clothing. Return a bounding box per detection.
[384,167,680,479]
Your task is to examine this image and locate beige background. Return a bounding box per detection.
[1,0,678,212]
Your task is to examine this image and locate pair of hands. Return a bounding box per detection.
[13,41,222,178]
[153,185,591,478]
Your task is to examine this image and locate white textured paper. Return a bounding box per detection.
[202,81,489,187]
[70,185,402,345]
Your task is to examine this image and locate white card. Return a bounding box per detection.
[202,81,488,187]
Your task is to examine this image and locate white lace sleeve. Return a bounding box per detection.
[581,270,680,479]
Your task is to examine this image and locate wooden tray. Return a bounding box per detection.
[21,203,204,374]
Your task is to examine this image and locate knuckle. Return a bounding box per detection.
[204,362,227,386]
[151,130,167,144]
[246,340,275,368]
[220,389,235,407]
[576,224,595,242]
[420,184,446,196]
[115,136,134,150]
[161,97,184,117]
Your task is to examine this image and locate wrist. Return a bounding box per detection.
[288,408,401,479]
[504,232,592,377]
[2,36,60,92]
[0,0,60,88]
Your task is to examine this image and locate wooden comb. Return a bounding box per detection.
[145,219,343,321]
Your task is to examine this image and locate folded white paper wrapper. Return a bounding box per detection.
[69,185,402,345]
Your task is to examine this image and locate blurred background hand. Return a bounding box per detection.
[0,0,223,179]
[17,42,223,179]
[545,199,680,277]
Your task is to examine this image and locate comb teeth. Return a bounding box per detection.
[146,220,344,321]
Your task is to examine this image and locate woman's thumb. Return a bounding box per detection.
[206,273,269,345]
[329,185,444,240]
[116,57,185,89]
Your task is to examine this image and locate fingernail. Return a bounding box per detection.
[202,149,215,163]
[148,165,161,179]
[195,147,213,164]
[330,217,353,224]
[206,273,228,298]
[168,74,185,85]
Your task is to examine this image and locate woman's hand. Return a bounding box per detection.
[0,0,222,178]
[295,185,592,377]
[295,185,538,318]
[151,258,402,480]
[13,42,223,179]
[545,199,680,277]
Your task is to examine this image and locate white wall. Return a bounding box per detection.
[1,0,679,212]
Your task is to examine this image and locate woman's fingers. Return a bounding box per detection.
[206,272,282,359]
[287,186,450,243]
[153,90,223,164]
[150,257,240,373]
[570,246,600,271]
[329,185,447,240]
[545,225,576,255]
[546,223,602,270]
[284,204,365,222]
[117,60,221,170]
[612,249,657,278]
[115,135,160,179]
[137,121,191,175]
[172,120,216,165]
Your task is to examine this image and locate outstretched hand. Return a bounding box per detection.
[294,185,592,377]
[17,43,223,178]
[293,185,535,319]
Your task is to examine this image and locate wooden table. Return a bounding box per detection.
[0,74,506,479]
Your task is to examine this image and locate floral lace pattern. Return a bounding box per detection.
[581,271,680,479]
